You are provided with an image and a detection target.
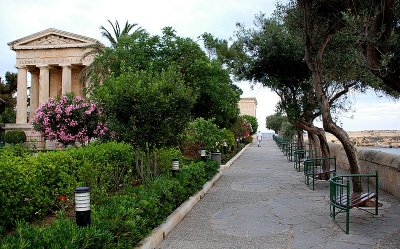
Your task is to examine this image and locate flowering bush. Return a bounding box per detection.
[232,117,253,140]
[32,94,110,146]
[180,118,225,159]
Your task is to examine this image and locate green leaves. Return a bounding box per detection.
[0,157,219,248]
[88,26,241,131]
[242,115,259,135]
[180,118,223,153]
[266,113,287,134]
[94,67,196,149]
[0,142,135,230]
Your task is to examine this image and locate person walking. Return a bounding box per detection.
[256,131,262,147]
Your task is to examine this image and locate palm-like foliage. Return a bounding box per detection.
[80,20,142,84]
[100,20,142,48]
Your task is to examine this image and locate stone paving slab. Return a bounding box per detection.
[158,139,400,249]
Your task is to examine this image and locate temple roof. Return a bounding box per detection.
[8,28,101,50]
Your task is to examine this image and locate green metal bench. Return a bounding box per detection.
[329,172,379,234]
[304,157,336,190]
[293,149,313,172]
[286,143,304,162]
[281,141,289,154]
[273,135,287,151]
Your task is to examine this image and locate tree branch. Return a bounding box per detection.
[328,82,357,105]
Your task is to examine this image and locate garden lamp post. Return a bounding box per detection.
[200,147,207,161]
[172,158,179,176]
[75,187,90,227]
[223,141,227,154]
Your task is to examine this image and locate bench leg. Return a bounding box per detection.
[346,208,350,234]
[312,175,315,190]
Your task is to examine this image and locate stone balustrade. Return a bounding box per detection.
[329,143,400,199]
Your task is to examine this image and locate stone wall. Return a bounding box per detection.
[329,143,400,199]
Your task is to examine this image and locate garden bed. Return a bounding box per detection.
[0,142,241,248]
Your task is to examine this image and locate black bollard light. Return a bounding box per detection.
[200,148,207,161]
[172,158,179,176]
[75,187,90,227]
[223,141,227,154]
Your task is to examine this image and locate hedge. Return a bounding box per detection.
[0,141,220,248]
[3,130,26,144]
[0,142,136,230]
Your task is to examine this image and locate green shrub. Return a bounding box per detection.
[92,194,149,248]
[0,155,46,229]
[155,147,182,175]
[180,118,226,159]
[0,142,221,248]
[0,142,136,231]
[0,107,16,124]
[0,144,31,157]
[34,151,79,211]
[66,142,136,196]
[3,130,26,144]
[0,216,114,249]
[245,136,253,144]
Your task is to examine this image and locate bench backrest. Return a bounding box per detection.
[330,171,379,208]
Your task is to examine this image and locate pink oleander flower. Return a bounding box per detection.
[31,93,111,147]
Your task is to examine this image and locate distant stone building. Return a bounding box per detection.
[238,97,257,117]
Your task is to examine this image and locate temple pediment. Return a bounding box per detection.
[8,28,100,50]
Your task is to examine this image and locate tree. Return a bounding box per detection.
[231,116,252,140]
[86,26,241,129]
[351,1,400,94]
[242,115,258,135]
[0,72,17,123]
[92,66,196,178]
[280,120,296,140]
[180,118,225,159]
[32,94,109,147]
[81,20,143,83]
[100,20,142,48]
[266,113,286,134]
[294,0,367,190]
[212,14,370,162]
[204,17,323,152]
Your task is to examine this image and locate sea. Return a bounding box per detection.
[358,147,400,156]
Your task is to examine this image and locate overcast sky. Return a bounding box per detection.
[0,0,398,131]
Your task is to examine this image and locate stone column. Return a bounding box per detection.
[61,64,72,94]
[16,66,28,124]
[38,65,50,105]
[29,69,39,119]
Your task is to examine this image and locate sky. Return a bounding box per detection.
[0,0,399,132]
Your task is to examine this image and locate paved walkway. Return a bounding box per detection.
[158,139,400,249]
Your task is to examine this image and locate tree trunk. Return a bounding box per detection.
[296,129,304,148]
[316,132,331,175]
[311,69,362,192]
[153,150,158,176]
[307,132,318,156]
[146,149,151,178]
[316,133,330,158]
[135,146,143,181]
[299,121,323,157]
[302,0,362,192]
[141,153,145,179]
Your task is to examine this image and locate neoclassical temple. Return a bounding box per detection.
[7,28,99,125]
